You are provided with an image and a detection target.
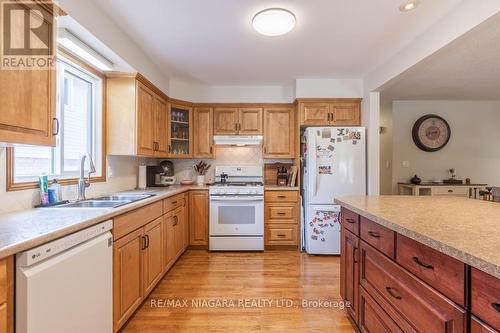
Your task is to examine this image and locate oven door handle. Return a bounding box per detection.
[210,196,264,202]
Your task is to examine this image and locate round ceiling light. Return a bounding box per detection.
[252,8,296,36]
[399,0,421,12]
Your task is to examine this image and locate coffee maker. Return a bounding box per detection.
[146,160,176,187]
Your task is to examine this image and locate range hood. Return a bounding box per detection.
[213,135,263,146]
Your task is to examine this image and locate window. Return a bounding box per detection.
[9,54,105,187]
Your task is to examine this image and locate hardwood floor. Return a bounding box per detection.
[122,250,356,332]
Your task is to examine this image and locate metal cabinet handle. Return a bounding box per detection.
[145,235,150,248]
[346,218,356,224]
[368,231,381,238]
[412,256,434,270]
[492,303,500,312]
[168,145,172,153]
[353,247,358,263]
[52,118,60,135]
[327,113,331,121]
[141,236,147,250]
[277,234,286,238]
[386,287,402,300]
[277,195,287,199]
[171,201,178,205]
[264,147,267,154]
[210,146,213,154]
[277,212,286,215]
[448,189,453,193]
[235,123,238,131]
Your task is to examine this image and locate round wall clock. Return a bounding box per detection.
[412,114,451,152]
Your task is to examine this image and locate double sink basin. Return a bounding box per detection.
[55,193,156,209]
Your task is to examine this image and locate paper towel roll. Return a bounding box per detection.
[138,164,147,189]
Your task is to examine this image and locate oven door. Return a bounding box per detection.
[210,195,264,236]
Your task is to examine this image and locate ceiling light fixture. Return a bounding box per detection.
[399,0,421,12]
[252,8,296,36]
[57,28,114,71]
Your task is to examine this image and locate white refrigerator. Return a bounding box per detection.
[302,127,366,254]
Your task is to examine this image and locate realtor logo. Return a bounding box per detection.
[1,1,55,69]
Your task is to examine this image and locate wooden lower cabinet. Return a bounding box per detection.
[163,213,176,270]
[471,317,498,333]
[189,191,209,246]
[471,268,500,331]
[340,227,359,323]
[113,229,144,331]
[264,191,300,247]
[0,256,13,333]
[359,287,403,333]
[142,217,164,295]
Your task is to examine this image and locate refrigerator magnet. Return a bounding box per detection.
[318,165,332,174]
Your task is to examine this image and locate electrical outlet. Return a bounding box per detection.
[402,161,410,168]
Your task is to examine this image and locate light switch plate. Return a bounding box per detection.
[402,161,410,168]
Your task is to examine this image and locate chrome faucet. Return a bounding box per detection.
[77,153,96,201]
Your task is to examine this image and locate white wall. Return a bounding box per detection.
[391,100,500,192]
[0,149,144,214]
[295,79,363,98]
[379,99,393,195]
[169,79,295,103]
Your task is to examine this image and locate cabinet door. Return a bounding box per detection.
[359,287,404,333]
[340,227,360,323]
[113,229,144,330]
[136,82,155,156]
[263,108,295,158]
[331,102,360,126]
[189,191,209,246]
[183,195,190,250]
[193,107,214,158]
[154,97,169,157]
[163,214,176,271]
[238,108,262,135]
[214,108,238,135]
[0,4,56,147]
[299,102,330,125]
[142,217,163,295]
[169,104,192,158]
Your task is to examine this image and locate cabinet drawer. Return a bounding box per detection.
[471,317,498,333]
[265,191,298,203]
[432,187,469,197]
[163,194,185,213]
[396,234,465,306]
[472,268,500,331]
[360,217,395,258]
[0,258,6,304]
[360,241,465,333]
[266,205,295,220]
[359,287,404,333]
[266,224,297,245]
[341,208,359,236]
[113,201,163,240]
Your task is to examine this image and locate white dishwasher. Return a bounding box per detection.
[16,220,113,333]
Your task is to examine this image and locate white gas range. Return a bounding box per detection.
[209,165,264,251]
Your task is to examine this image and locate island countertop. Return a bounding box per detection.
[335,195,500,279]
[0,185,208,260]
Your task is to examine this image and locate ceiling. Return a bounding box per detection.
[94,0,462,85]
[380,12,500,100]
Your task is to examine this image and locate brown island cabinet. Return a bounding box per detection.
[339,207,500,333]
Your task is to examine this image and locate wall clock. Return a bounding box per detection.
[412,114,451,152]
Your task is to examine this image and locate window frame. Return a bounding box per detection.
[6,48,107,192]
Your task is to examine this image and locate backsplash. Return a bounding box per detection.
[0,148,145,215]
[170,146,263,183]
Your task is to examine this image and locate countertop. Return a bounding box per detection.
[0,185,208,259]
[335,196,500,278]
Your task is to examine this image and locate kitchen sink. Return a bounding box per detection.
[56,200,131,208]
[54,193,156,209]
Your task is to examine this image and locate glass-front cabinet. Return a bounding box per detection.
[168,104,192,158]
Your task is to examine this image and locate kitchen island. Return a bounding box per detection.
[335,195,500,333]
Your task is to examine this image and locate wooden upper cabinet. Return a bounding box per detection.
[299,102,330,125]
[298,99,361,126]
[136,83,156,156]
[154,97,169,157]
[193,107,214,158]
[214,108,239,135]
[0,3,56,147]
[331,102,360,126]
[263,107,295,158]
[168,104,193,158]
[107,73,171,157]
[239,108,263,135]
[213,107,263,135]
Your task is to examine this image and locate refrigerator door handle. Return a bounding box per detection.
[309,132,318,196]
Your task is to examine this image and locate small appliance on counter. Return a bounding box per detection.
[277,166,289,186]
[146,160,176,187]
